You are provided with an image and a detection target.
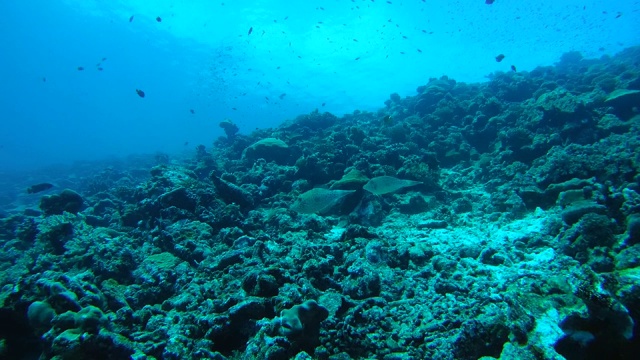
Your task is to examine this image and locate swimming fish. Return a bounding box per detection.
[190,109,195,114]
[511,65,517,72]
[156,16,162,22]
[129,15,134,22]
[485,0,495,4]
[136,89,145,98]
[495,54,505,62]
[382,115,394,126]
[27,183,53,194]
[77,66,84,71]
[279,93,286,99]
[248,27,253,35]
[364,176,421,195]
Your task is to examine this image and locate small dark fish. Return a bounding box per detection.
[190,109,195,114]
[382,115,393,126]
[97,67,103,71]
[279,93,286,99]
[615,12,622,18]
[355,57,361,60]
[136,89,145,98]
[485,0,495,4]
[42,77,46,82]
[129,15,134,22]
[156,16,162,22]
[248,27,253,35]
[417,48,422,53]
[184,141,189,146]
[321,102,326,107]
[402,35,408,39]
[495,54,505,62]
[77,66,84,71]
[27,183,53,194]
[232,107,237,110]
[510,65,517,72]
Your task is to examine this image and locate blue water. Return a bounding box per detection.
[1,0,638,171]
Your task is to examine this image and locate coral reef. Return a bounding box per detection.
[1,47,640,359]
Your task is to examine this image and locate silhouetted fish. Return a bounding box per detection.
[129,15,134,22]
[27,183,53,194]
[136,89,145,98]
[248,27,253,35]
[486,0,495,4]
[77,66,84,71]
[156,16,162,22]
[190,109,195,114]
[279,93,286,99]
[495,54,505,62]
[511,65,517,72]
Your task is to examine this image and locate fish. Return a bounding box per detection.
[248,27,253,35]
[485,0,495,4]
[321,102,326,107]
[136,89,145,98]
[129,15,134,22]
[156,16,162,22]
[27,183,53,194]
[495,54,505,62]
[42,77,46,82]
[510,65,517,72]
[279,93,286,99]
[382,115,394,126]
[190,109,195,114]
[77,66,84,71]
[97,67,103,71]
